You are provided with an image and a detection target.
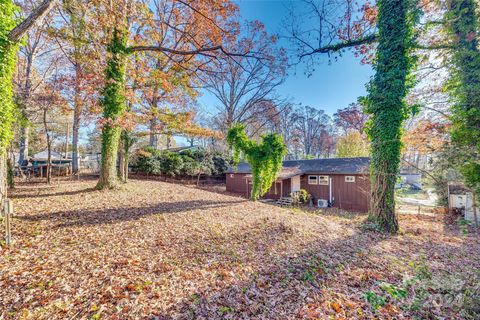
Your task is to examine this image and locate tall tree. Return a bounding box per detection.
[93,0,246,189]
[336,131,369,158]
[0,0,57,206]
[292,105,331,158]
[333,102,369,135]
[201,21,287,134]
[445,0,480,224]
[54,0,99,175]
[363,0,419,232]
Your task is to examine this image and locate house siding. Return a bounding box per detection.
[301,173,370,212]
[227,174,292,199]
[226,172,370,212]
[226,173,248,196]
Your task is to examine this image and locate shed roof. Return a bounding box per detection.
[227,157,370,175]
[448,183,470,195]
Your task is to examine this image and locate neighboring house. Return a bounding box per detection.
[31,150,72,166]
[226,157,370,212]
[448,183,478,223]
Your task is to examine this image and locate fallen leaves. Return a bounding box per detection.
[0,179,479,319]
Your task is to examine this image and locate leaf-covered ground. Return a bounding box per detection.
[1,179,479,319]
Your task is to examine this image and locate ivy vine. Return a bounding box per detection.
[363,0,420,232]
[227,124,286,201]
[0,0,19,156]
[446,0,480,193]
[97,28,128,189]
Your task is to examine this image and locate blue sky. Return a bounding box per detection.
[196,0,374,119]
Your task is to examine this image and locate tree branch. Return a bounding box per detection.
[299,34,377,58]
[127,45,259,59]
[8,0,59,42]
[298,33,453,58]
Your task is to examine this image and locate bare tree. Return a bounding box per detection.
[200,21,288,134]
[333,102,369,135]
[53,0,99,175]
[291,105,331,158]
[35,68,68,184]
[283,0,377,67]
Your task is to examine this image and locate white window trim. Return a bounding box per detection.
[345,176,355,182]
[308,175,318,185]
[318,175,329,185]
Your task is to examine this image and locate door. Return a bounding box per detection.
[291,175,301,192]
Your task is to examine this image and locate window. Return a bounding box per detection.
[345,176,355,183]
[308,175,318,185]
[318,175,329,185]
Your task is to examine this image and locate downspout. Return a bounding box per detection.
[329,177,332,205]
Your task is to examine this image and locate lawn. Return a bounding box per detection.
[1,179,479,319]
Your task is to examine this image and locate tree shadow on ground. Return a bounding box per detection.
[12,187,98,199]
[148,225,389,320]
[146,217,480,320]
[17,199,246,228]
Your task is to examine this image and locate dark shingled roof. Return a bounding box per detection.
[448,183,469,195]
[227,157,370,175]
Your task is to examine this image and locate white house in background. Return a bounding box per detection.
[448,183,478,223]
[32,150,65,160]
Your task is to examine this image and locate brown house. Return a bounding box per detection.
[226,157,370,212]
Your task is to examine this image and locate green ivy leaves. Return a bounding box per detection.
[0,0,20,155]
[227,124,286,200]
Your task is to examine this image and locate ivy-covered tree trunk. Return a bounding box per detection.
[446,0,480,217]
[365,0,417,233]
[97,29,128,189]
[0,0,20,209]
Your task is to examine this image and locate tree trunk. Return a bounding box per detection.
[122,140,129,183]
[43,108,52,184]
[472,191,479,228]
[118,144,124,181]
[96,29,127,190]
[149,116,158,148]
[98,125,122,189]
[46,142,52,184]
[7,156,14,188]
[18,126,29,165]
[0,152,7,213]
[366,0,415,233]
[72,111,80,174]
[118,130,130,183]
[166,135,172,149]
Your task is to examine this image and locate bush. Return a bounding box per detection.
[134,147,162,175]
[212,152,231,175]
[292,189,309,205]
[132,147,232,178]
[160,151,183,177]
[298,189,309,203]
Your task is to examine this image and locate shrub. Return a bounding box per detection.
[298,189,309,203]
[159,151,183,177]
[134,147,162,175]
[132,147,231,178]
[212,152,231,175]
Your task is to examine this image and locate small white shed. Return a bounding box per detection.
[448,184,478,223]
